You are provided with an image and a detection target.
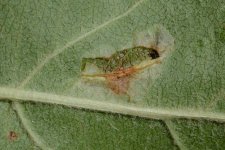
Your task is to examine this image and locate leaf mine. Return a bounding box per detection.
[81,25,174,100]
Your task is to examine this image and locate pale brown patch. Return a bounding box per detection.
[106,76,130,95]
[82,60,161,96]
[103,67,139,96]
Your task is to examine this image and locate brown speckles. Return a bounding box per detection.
[8,131,18,141]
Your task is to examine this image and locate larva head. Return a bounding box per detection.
[148,48,160,59]
[133,25,174,60]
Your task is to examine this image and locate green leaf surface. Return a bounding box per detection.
[1,0,225,149]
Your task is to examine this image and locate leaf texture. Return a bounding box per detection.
[0,0,225,149]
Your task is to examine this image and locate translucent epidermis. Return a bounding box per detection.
[133,25,174,58]
[82,47,152,75]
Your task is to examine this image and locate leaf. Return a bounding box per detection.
[1,0,225,149]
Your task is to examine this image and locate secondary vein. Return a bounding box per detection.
[18,0,146,88]
[164,120,187,150]
[12,102,52,150]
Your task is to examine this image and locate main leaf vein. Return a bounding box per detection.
[1,87,225,122]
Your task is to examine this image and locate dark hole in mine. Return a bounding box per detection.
[148,49,159,59]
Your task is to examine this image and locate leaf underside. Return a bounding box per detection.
[0,0,225,149]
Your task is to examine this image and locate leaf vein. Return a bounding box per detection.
[1,87,225,122]
[164,120,188,150]
[13,102,52,150]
